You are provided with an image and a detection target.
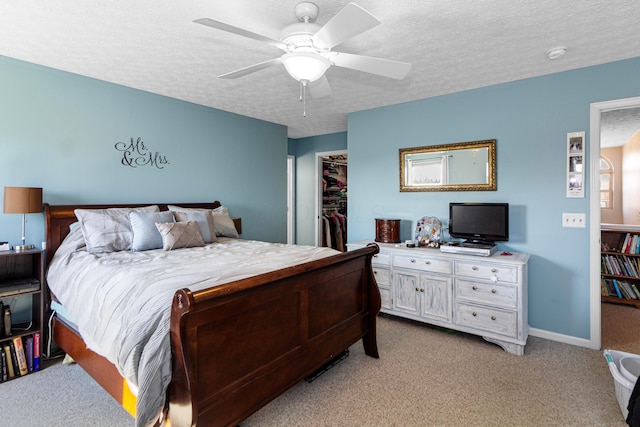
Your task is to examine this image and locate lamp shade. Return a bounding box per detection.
[3,187,43,214]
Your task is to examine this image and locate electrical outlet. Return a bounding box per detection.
[562,213,586,228]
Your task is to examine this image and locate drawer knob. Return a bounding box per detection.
[472,312,477,317]
[491,268,497,273]
[425,260,431,265]
[374,254,378,258]
[374,271,378,274]
[472,285,478,290]
[472,266,479,271]
[491,289,497,294]
[491,316,496,321]
[415,287,420,292]
[410,258,416,263]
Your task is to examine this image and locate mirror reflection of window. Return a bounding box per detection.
[399,139,496,192]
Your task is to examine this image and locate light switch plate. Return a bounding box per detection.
[562,213,586,228]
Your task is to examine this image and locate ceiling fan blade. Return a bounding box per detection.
[309,76,332,98]
[329,52,411,80]
[194,18,287,51]
[312,3,380,50]
[218,58,282,79]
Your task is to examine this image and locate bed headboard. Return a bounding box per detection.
[44,201,224,267]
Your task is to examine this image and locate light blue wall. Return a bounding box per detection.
[0,55,289,248]
[289,132,347,246]
[348,56,640,340]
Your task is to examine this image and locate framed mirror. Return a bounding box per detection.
[399,139,496,192]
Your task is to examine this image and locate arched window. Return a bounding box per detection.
[600,157,613,209]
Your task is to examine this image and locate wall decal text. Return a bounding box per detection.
[115,137,169,169]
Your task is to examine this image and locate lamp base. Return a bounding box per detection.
[14,244,35,251]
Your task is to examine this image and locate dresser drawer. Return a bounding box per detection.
[454,261,518,283]
[393,255,452,274]
[372,252,391,267]
[373,267,390,286]
[454,302,517,338]
[455,279,518,309]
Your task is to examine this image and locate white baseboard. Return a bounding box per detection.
[529,327,596,349]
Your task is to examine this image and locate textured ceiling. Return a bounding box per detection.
[601,107,640,148]
[1,1,640,139]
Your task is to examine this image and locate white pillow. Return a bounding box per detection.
[75,205,159,253]
[211,206,239,238]
[155,221,205,251]
[130,210,175,251]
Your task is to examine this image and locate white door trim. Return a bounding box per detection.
[315,150,347,246]
[287,155,295,245]
[589,95,640,350]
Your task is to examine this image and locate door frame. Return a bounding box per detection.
[589,95,640,350]
[315,150,347,246]
[287,155,295,245]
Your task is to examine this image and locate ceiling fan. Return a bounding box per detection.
[194,2,411,112]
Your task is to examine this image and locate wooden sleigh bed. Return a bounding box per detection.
[44,201,381,427]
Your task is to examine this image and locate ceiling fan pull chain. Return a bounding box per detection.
[300,80,309,117]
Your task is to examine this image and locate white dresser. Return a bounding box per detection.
[349,240,530,355]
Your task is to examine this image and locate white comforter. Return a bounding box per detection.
[47,227,340,427]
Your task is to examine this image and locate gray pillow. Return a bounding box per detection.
[155,221,205,251]
[173,210,217,243]
[74,205,159,253]
[130,210,175,251]
[211,206,239,238]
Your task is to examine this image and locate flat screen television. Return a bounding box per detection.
[448,202,509,246]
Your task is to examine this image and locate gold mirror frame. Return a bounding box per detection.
[399,139,496,192]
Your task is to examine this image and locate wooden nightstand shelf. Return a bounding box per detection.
[0,249,45,381]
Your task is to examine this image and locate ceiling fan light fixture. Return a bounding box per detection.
[282,52,331,82]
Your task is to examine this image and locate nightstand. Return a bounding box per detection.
[0,249,45,381]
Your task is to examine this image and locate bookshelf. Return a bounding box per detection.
[601,228,640,308]
[0,249,44,382]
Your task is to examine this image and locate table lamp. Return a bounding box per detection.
[3,186,43,251]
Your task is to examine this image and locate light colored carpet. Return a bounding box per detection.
[0,306,636,427]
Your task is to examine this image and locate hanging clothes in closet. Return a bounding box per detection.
[322,210,347,252]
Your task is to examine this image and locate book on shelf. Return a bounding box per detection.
[33,332,40,372]
[8,341,20,378]
[25,336,33,373]
[12,337,28,376]
[1,346,7,382]
[612,279,623,298]
[618,233,640,255]
[3,344,15,379]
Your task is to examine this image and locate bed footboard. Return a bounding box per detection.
[168,243,380,427]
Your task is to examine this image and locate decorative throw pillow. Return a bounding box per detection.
[211,206,239,238]
[129,210,175,251]
[173,211,217,243]
[75,205,160,253]
[155,221,205,251]
[168,205,217,242]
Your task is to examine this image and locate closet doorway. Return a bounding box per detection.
[315,150,347,251]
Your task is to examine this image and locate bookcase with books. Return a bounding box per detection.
[601,228,640,308]
[0,249,44,383]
